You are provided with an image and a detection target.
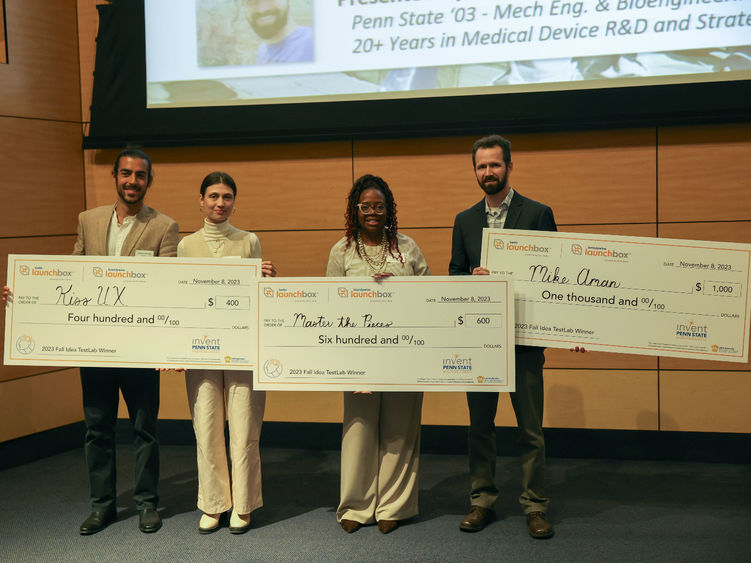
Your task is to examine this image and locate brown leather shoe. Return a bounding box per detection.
[377,519,399,534]
[526,511,554,539]
[138,508,162,533]
[459,506,494,532]
[340,519,361,533]
[79,508,116,535]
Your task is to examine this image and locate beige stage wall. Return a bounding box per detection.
[0,0,749,442]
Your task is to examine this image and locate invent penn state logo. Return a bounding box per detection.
[476,376,484,383]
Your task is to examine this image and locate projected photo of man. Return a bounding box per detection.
[196,0,313,67]
[243,0,313,64]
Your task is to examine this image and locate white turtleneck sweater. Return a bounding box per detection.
[177,218,261,259]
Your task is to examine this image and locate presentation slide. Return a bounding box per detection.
[145,0,751,108]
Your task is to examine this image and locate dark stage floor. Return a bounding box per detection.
[1,445,749,562]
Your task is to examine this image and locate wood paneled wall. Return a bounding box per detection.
[0,3,6,65]
[5,0,751,444]
[0,0,85,441]
[78,126,751,436]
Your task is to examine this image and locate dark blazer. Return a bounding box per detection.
[449,190,556,276]
[449,190,556,354]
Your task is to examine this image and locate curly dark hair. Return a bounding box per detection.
[344,174,403,263]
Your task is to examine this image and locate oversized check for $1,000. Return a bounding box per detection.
[256,276,515,392]
[481,229,751,362]
[4,255,260,369]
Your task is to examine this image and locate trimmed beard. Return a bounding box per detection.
[116,185,147,206]
[249,5,289,40]
[478,169,509,195]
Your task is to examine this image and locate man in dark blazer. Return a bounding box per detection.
[75,148,178,535]
[449,135,556,539]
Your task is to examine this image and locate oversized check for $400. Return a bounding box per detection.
[481,229,751,362]
[256,276,515,391]
[4,255,260,369]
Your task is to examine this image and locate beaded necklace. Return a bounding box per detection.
[356,231,390,273]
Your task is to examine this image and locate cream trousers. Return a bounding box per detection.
[337,391,423,524]
[186,370,265,515]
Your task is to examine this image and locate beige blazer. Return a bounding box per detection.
[72,204,179,257]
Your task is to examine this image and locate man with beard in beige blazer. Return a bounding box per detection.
[75,148,178,536]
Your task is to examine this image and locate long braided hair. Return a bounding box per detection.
[344,174,403,263]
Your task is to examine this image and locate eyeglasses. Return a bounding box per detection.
[356,203,386,215]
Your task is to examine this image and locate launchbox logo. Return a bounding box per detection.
[348,288,393,299]
[505,241,551,254]
[26,266,74,278]
[274,288,319,299]
[101,267,147,279]
[584,246,630,260]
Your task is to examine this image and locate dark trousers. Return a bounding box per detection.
[80,367,160,511]
[466,346,549,513]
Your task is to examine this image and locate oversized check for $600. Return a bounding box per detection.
[4,254,260,369]
[481,229,751,362]
[256,276,515,391]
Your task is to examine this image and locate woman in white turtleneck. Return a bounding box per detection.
[178,171,276,535]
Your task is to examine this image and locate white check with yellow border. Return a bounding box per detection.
[256,276,515,391]
[481,229,751,362]
[4,254,260,369]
